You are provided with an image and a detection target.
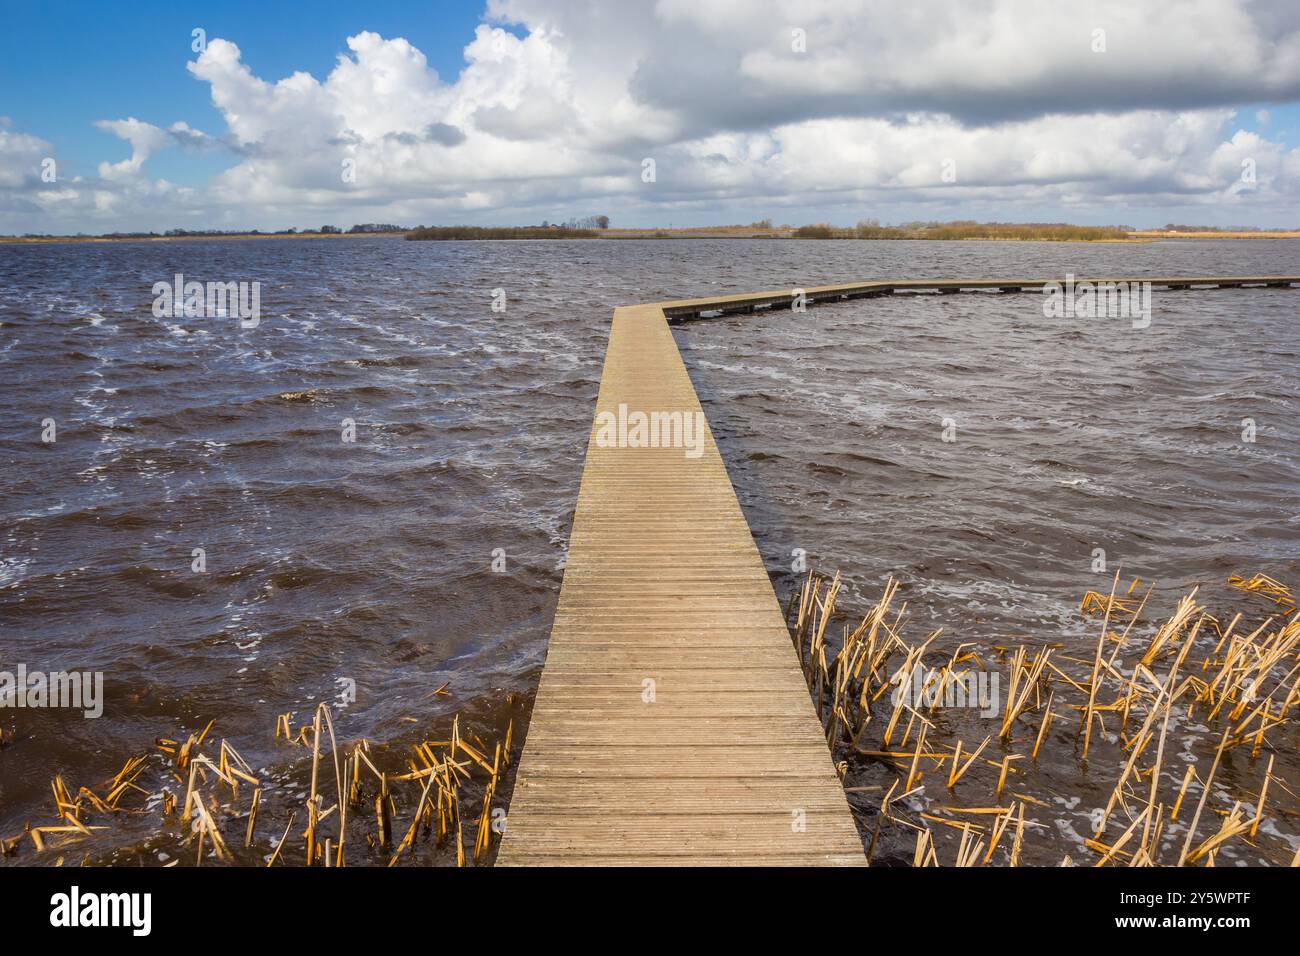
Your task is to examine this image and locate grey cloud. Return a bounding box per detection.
[562,0,1300,135]
[425,122,466,145]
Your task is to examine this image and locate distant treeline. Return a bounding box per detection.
[149,223,406,236]
[406,225,600,240]
[794,220,1131,241]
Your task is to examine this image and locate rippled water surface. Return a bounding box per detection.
[1,236,1296,863]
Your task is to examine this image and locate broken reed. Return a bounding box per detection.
[5,704,513,867]
[788,568,1300,866]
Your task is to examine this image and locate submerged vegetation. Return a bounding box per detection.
[788,569,1299,866]
[2,700,517,866]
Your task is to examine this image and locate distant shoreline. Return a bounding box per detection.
[1129,230,1300,239]
[3,227,1298,245]
[0,231,409,245]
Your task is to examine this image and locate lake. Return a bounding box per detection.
[1,236,1296,864]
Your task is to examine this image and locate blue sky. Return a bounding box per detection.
[1,0,495,187]
[2,1,1299,233]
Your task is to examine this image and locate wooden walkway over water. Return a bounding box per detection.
[498,275,1298,866]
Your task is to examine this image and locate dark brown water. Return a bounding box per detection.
[1,237,1296,864]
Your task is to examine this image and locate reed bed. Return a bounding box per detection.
[3,703,516,867]
[794,221,1131,241]
[788,569,1300,866]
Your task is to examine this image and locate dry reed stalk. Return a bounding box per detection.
[348,750,362,809]
[1096,677,1188,836]
[865,779,899,864]
[103,756,148,808]
[457,736,496,775]
[473,742,502,862]
[999,646,1052,740]
[1227,573,1295,607]
[1080,590,1141,619]
[304,800,318,866]
[947,735,991,789]
[984,803,1018,863]
[1200,619,1272,714]
[306,706,322,865]
[903,724,927,792]
[1095,617,1198,836]
[245,788,261,847]
[1135,808,1165,867]
[791,569,817,665]
[186,790,231,864]
[1135,626,1196,861]
[954,822,985,867]
[932,806,1015,817]
[1010,802,1026,866]
[995,755,1021,799]
[912,827,937,867]
[919,815,980,839]
[1139,593,1201,668]
[180,762,198,825]
[1082,571,1122,757]
[1203,612,1242,668]
[315,704,346,866]
[1032,691,1055,761]
[1170,765,1197,821]
[1177,728,1230,866]
[50,777,78,824]
[1091,805,1151,866]
[1186,802,1252,863]
[266,812,295,867]
[190,754,235,791]
[1277,666,1300,720]
[1107,585,1154,735]
[375,773,392,849]
[1251,755,1273,840]
[354,742,382,781]
[389,756,441,865]
[29,824,108,851]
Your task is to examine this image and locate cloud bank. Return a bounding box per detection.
[4,0,1300,232]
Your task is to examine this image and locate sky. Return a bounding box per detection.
[2,0,1299,234]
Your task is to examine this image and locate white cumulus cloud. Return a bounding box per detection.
[2,0,1299,233]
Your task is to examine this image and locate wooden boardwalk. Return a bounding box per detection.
[498,275,1298,866]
